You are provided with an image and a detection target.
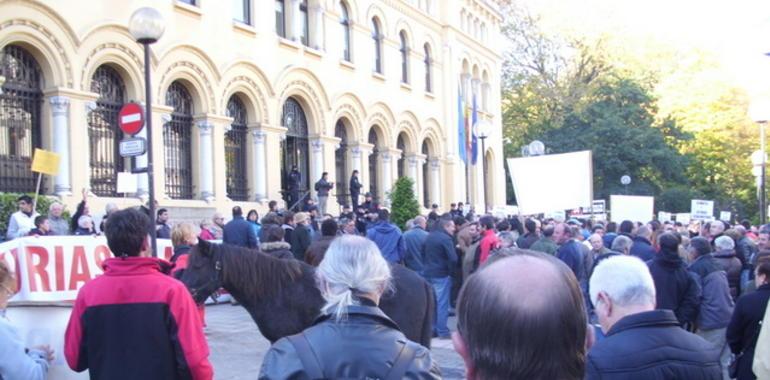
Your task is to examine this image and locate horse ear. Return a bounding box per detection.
[197,239,212,257]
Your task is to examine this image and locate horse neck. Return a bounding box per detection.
[219,247,263,303]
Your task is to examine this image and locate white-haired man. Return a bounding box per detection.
[586,256,722,379]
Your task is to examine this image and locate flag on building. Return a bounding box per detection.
[471,95,479,165]
[458,85,467,163]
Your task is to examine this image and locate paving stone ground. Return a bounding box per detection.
[206,303,466,379]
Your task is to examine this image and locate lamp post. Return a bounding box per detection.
[621,175,631,195]
[474,119,491,211]
[129,7,165,256]
[750,101,770,225]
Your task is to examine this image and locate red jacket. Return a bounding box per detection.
[64,257,213,380]
[478,229,501,265]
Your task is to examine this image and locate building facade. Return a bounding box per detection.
[0,0,504,219]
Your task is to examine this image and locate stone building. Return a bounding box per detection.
[0,0,504,221]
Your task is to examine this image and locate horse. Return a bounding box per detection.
[180,239,435,347]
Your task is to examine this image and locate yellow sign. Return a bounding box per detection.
[30,149,60,175]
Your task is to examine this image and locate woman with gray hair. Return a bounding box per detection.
[259,235,441,379]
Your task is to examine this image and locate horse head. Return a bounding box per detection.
[180,239,223,304]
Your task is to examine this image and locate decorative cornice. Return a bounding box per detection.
[197,121,214,135]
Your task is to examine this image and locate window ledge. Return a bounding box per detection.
[174,1,202,18]
[339,60,355,70]
[400,82,412,92]
[424,91,435,99]
[304,46,324,59]
[232,21,256,36]
[372,72,386,82]
[278,37,302,51]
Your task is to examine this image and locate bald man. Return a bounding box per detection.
[453,250,586,380]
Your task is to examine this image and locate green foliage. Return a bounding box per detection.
[0,193,68,238]
[388,177,420,231]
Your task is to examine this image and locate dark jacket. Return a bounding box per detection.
[735,236,756,267]
[223,216,258,249]
[259,241,294,260]
[349,175,362,196]
[304,236,335,266]
[402,226,429,273]
[648,249,700,326]
[288,169,301,191]
[557,240,585,282]
[366,221,405,263]
[630,236,656,262]
[602,232,618,249]
[726,283,770,380]
[64,257,212,380]
[258,302,440,380]
[315,178,333,197]
[156,222,171,239]
[290,223,312,261]
[688,254,734,329]
[530,236,558,255]
[515,232,538,249]
[282,224,295,245]
[713,249,743,299]
[585,309,722,380]
[422,229,458,279]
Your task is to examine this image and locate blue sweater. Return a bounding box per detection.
[366,221,405,263]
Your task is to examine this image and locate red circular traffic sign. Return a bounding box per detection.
[118,102,145,135]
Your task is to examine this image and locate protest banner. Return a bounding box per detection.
[719,211,732,222]
[658,211,672,222]
[610,195,654,223]
[676,213,691,224]
[507,151,593,215]
[691,199,714,220]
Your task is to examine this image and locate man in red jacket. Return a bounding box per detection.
[64,208,213,380]
[477,216,500,266]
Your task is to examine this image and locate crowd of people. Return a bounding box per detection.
[4,189,770,379]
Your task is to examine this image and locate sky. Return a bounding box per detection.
[518,0,770,103]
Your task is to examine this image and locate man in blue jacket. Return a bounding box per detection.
[403,215,429,274]
[587,255,721,380]
[422,217,457,339]
[223,206,258,249]
[366,209,405,263]
[630,225,656,262]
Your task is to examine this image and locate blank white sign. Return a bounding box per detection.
[611,195,654,223]
[507,151,593,215]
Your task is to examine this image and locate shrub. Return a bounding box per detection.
[388,177,420,230]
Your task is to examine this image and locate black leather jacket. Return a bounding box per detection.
[258,302,441,379]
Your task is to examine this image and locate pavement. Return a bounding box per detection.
[206,303,466,379]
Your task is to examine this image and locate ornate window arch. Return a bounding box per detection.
[164,81,194,199]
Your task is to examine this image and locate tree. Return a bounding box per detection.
[388,177,420,230]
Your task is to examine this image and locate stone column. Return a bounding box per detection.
[49,96,71,196]
[430,158,442,208]
[310,138,324,196]
[472,78,481,103]
[290,0,303,42]
[359,144,373,193]
[462,73,471,103]
[197,120,214,202]
[381,151,392,205]
[350,146,362,174]
[251,128,267,201]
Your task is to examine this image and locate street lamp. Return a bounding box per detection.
[474,119,492,211]
[129,7,165,256]
[750,100,770,225]
[621,175,631,195]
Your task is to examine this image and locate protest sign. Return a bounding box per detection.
[610,195,654,223]
[691,199,714,220]
[507,151,592,215]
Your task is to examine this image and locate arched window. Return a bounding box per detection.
[340,2,351,61]
[164,81,194,199]
[89,65,126,197]
[368,128,380,200]
[334,120,348,204]
[400,31,409,83]
[424,43,432,92]
[300,0,309,46]
[281,97,310,209]
[397,134,406,178]
[0,45,43,193]
[275,0,286,37]
[225,96,249,201]
[372,18,383,74]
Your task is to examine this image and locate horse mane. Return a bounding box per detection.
[212,243,306,299]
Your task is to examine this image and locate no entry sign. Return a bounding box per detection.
[118,102,145,135]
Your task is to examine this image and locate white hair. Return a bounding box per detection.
[590,255,656,309]
[78,215,93,229]
[714,235,735,251]
[611,235,633,253]
[316,235,392,321]
[48,202,63,212]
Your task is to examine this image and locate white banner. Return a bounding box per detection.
[691,199,714,221]
[658,211,672,222]
[676,213,691,224]
[719,211,732,222]
[610,195,654,223]
[0,236,174,303]
[507,151,593,215]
